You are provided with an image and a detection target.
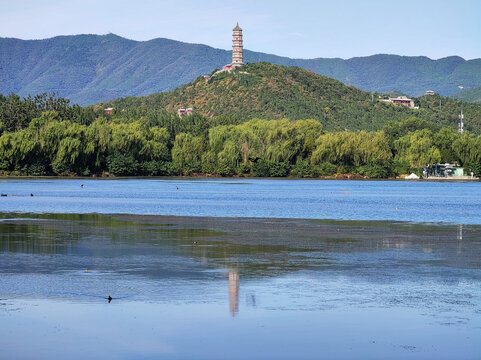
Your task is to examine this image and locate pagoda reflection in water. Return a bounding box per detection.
[228,269,239,317]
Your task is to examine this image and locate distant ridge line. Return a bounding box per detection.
[1,34,480,105]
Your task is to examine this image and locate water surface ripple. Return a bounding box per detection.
[0,178,480,223]
[0,215,480,359]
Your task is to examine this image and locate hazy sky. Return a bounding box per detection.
[1,0,480,60]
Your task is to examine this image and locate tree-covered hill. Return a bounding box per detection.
[452,86,481,104]
[2,34,481,105]
[2,94,481,179]
[102,63,481,133]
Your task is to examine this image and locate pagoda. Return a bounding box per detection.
[222,22,244,71]
[231,22,244,66]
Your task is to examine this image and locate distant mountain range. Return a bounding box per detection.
[1,34,481,105]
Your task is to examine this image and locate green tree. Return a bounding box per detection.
[172,133,207,174]
[394,129,441,169]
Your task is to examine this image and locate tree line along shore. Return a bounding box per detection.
[0,93,480,179]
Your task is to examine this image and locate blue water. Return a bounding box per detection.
[1,179,481,359]
[0,178,480,223]
[1,213,480,359]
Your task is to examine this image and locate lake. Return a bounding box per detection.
[0,178,480,223]
[1,179,480,359]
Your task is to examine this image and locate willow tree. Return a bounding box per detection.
[51,121,89,175]
[264,119,322,164]
[394,129,441,169]
[172,133,207,174]
[451,132,479,165]
[433,127,459,164]
[85,117,112,170]
[311,130,391,168]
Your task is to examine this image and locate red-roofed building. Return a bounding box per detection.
[389,96,415,109]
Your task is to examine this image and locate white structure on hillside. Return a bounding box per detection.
[459,108,464,134]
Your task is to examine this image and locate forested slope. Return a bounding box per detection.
[103,63,481,133]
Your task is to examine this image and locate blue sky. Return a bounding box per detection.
[1,0,480,60]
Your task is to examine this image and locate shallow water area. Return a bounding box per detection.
[1,213,480,359]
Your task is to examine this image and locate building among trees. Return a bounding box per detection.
[384,96,417,109]
[177,107,194,117]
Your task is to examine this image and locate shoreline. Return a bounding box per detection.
[0,174,479,181]
[0,211,476,226]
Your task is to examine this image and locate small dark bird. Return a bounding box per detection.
[108,296,112,303]
[30,193,34,197]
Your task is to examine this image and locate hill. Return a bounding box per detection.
[2,65,481,179]
[1,34,481,105]
[452,86,481,104]
[102,63,481,133]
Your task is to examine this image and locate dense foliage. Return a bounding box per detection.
[0,93,97,132]
[2,35,481,106]
[104,63,481,133]
[1,108,480,178]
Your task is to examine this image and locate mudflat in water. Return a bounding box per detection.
[1,213,480,359]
